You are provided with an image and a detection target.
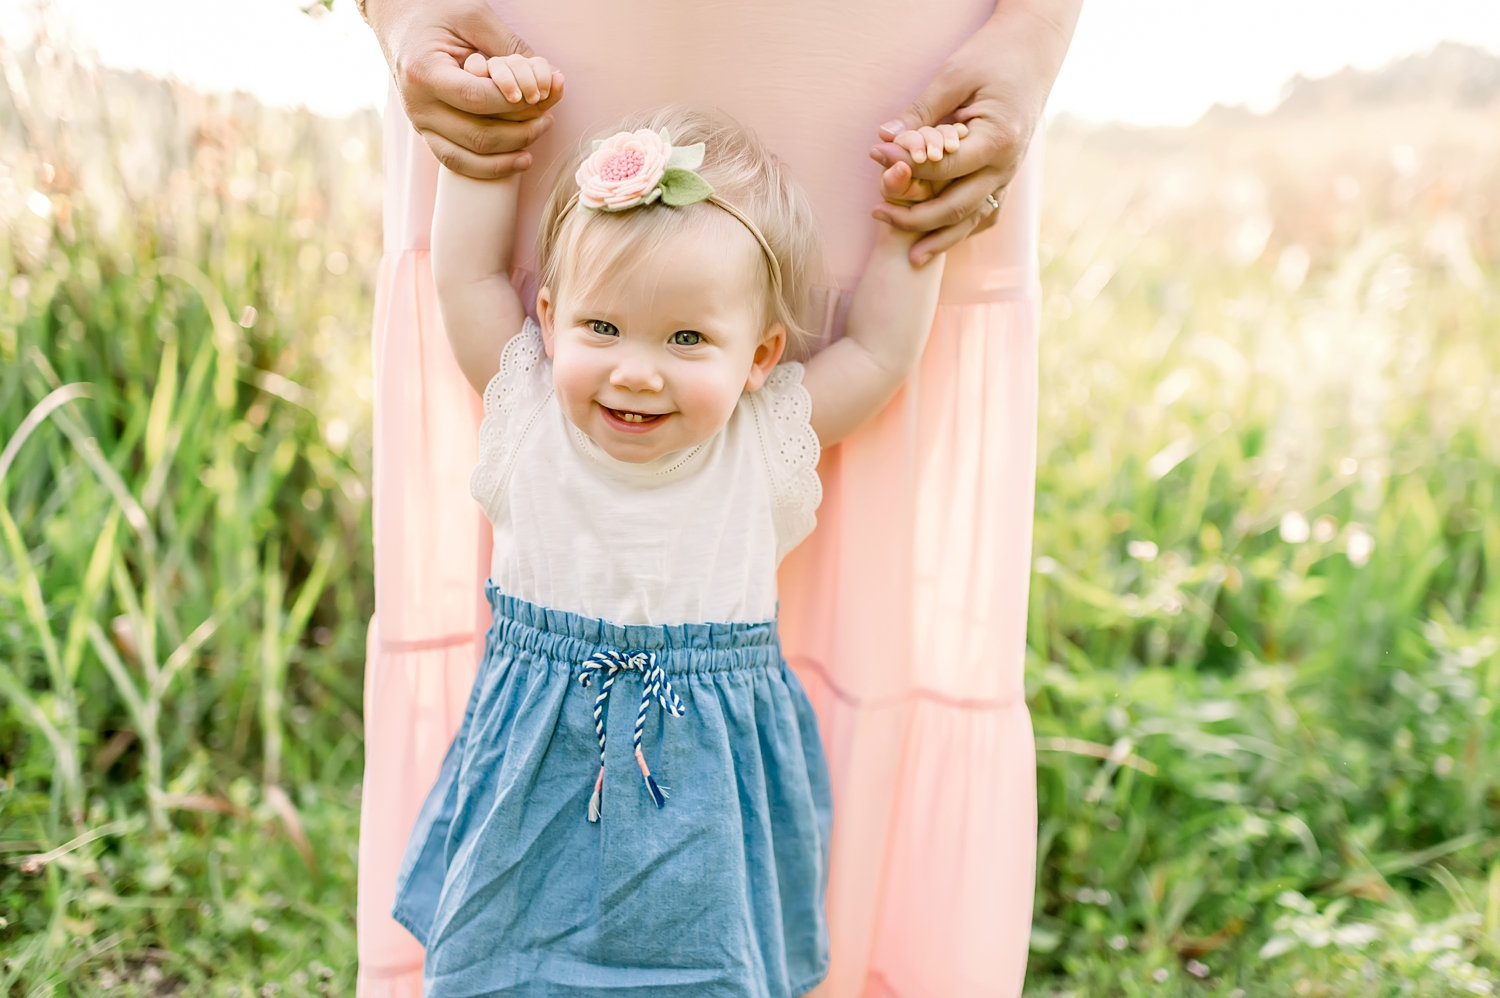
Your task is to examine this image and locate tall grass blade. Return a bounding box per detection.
[0,383,94,490]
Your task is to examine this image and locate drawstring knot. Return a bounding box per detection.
[578,650,686,822]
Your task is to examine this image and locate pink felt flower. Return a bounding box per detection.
[576,129,674,211]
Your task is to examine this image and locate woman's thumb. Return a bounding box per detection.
[878,67,970,140]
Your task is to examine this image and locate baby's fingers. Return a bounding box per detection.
[485,54,556,104]
[522,56,557,102]
[876,160,936,204]
[891,123,969,164]
[463,52,489,77]
[938,122,968,155]
[892,129,930,164]
[485,56,529,103]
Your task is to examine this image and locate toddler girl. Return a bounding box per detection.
[391,53,966,998]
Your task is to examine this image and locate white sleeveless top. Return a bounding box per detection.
[470,320,822,626]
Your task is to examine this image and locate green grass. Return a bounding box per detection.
[2,40,1498,997]
[1022,114,1500,994]
[2,41,374,995]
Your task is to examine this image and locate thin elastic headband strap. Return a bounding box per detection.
[704,196,786,305]
[562,192,786,305]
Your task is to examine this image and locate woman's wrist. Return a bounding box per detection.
[359,0,403,40]
[985,0,1082,85]
[358,0,392,24]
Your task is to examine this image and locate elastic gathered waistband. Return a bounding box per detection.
[485,582,784,674]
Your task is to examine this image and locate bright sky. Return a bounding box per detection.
[4,0,1500,126]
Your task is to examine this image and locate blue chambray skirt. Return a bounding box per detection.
[392,583,833,997]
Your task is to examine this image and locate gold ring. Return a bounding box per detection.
[984,193,1001,211]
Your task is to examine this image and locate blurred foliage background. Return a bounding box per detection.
[1,20,1497,998]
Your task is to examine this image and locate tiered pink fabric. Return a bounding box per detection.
[357,1,1040,995]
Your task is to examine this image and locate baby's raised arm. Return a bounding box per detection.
[800,123,965,446]
[433,54,562,395]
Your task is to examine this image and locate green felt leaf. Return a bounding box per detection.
[666,142,705,171]
[659,168,714,206]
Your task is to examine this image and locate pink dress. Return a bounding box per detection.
[358,2,1040,995]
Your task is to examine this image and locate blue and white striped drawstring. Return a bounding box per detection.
[577,650,686,823]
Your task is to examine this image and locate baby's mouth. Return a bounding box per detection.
[605,407,664,424]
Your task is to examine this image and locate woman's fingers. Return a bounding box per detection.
[871,115,1025,188]
[970,202,1002,238]
[867,4,1080,249]
[417,51,518,117]
[416,50,562,119]
[872,167,1005,234]
[411,107,554,175]
[876,56,976,143]
[421,130,539,179]
[374,0,565,178]
[408,85,557,153]
[908,189,1006,264]
[907,215,979,266]
[410,51,561,178]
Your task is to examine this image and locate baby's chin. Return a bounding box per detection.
[573,413,720,466]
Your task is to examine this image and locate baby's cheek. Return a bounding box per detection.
[551,357,594,413]
[690,366,749,427]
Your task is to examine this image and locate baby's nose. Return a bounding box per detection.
[609,350,664,391]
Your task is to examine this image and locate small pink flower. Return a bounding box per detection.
[576,129,673,210]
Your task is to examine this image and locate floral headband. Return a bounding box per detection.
[570,128,786,302]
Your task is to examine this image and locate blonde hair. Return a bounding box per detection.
[536,105,824,356]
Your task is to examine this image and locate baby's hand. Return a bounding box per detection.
[461,52,563,109]
[877,122,967,205]
[891,122,968,166]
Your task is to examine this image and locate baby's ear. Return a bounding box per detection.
[745,323,787,392]
[536,286,557,358]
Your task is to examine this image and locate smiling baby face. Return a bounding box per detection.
[538,212,785,464]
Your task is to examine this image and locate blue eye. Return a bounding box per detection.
[671,330,702,346]
[588,320,619,337]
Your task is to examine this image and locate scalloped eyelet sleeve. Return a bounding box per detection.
[749,361,823,562]
[468,318,552,524]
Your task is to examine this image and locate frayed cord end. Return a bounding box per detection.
[635,748,669,808]
[587,766,604,823]
[644,774,670,808]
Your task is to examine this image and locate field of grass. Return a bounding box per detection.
[2,32,1498,998]
[1024,108,1499,994]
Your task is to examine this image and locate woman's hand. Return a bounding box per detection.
[870,0,1082,265]
[364,0,563,178]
